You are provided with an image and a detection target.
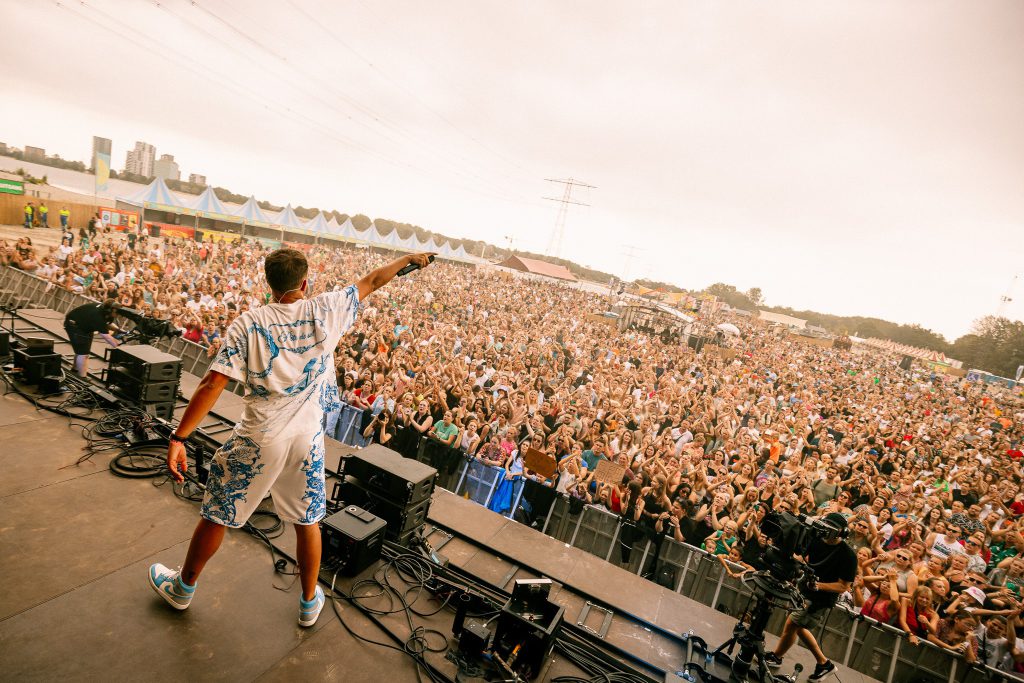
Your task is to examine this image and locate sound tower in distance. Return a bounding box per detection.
[899,355,913,371]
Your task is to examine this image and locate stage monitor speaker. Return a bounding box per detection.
[899,355,913,371]
[141,402,176,421]
[332,476,431,537]
[106,367,178,402]
[321,505,386,576]
[109,345,182,382]
[13,349,61,384]
[340,444,437,506]
[0,331,9,356]
[23,337,55,355]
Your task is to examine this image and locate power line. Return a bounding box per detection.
[184,0,531,203]
[543,177,594,259]
[286,0,540,187]
[168,0,533,205]
[62,0,541,208]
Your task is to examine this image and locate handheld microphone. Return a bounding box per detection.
[396,255,434,277]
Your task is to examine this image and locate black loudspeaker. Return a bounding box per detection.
[334,477,432,535]
[0,331,9,356]
[13,349,61,384]
[340,444,437,505]
[108,345,182,382]
[106,367,178,402]
[899,355,913,371]
[141,402,176,421]
[321,505,386,576]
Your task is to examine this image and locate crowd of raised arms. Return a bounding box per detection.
[5,225,1024,671]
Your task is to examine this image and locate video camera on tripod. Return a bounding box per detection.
[691,512,848,683]
[114,307,183,345]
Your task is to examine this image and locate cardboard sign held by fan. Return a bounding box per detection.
[523,447,557,480]
[593,459,626,486]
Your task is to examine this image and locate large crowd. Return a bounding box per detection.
[4,222,1024,673]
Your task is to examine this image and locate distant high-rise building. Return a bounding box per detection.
[154,154,180,181]
[188,173,207,186]
[91,136,112,169]
[125,141,156,177]
[25,146,45,161]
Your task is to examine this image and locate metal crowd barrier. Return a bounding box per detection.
[0,266,240,394]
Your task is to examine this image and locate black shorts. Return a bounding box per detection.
[64,324,93,355]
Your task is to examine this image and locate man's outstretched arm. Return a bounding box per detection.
[166,369,231,482]
[357,252,435,301]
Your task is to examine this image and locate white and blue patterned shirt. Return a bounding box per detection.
[212,285,360,442]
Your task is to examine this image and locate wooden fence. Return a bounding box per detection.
[0,192,103,230]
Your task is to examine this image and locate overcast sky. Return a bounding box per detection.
[1,0,1022,340]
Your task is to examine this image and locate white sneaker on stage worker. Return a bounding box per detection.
[148,248,435,627]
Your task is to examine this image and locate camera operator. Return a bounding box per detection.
[764,512,857,681]
[63,298,121,377]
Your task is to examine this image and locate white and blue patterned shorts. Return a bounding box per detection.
[201,430,327,528]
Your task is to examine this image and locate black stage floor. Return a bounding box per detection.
[0,391,597,682]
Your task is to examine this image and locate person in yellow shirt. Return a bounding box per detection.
[59,206,70,228]
[38,203,49,228]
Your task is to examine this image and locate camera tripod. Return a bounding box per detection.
[711,572,804,683]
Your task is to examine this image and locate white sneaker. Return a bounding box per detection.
[298,585,325,627]
[148,563,195,610]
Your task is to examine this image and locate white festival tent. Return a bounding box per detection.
[716,322,742,337]
[188,187,231,216]
[326,215,343,236]
[305,211,333,239]
[233,196,272,225]
[436,239,456,258]
[273,204,309,234]
[338,218,360,241]
[120,177,187,209]
[453,243,470,260]
[399,232,422,251]
[378,224,405,249]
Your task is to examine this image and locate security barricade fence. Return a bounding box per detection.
[0,266,232,392]
[5,266,1024,683]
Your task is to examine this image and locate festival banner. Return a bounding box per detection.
[100,208,139,231]
[197,228,243,244]
[93,138,111,194]
[146,221,195,239]
[0,178,25,195]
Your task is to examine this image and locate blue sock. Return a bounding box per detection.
[177,576,195,592]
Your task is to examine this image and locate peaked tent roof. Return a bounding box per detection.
[188,186,230,215]
[233,196,271,224]
[121,177,187,208]
[453,244,470,259]
[305,211,331,235]
[422,236,442,253]
[497,255,577,282]
[339,218,360,241]
[273,204,308,230]
[399,232,421,251]
[326,215,343,235]
[378,224,404,248]
[437,240,456,258]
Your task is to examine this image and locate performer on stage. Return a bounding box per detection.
[148,248,434,626]
[63,299,121,377]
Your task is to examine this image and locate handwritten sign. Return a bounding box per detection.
[523,447,557,480]
[594,459,626,486]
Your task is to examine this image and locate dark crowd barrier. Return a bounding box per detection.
[4,266,1021,683]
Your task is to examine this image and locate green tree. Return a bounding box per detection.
[951,317,1024,377]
